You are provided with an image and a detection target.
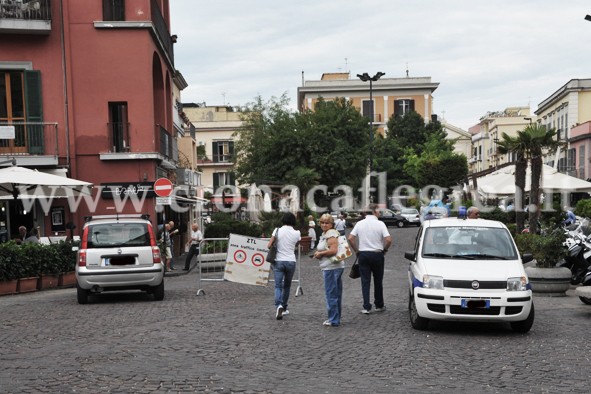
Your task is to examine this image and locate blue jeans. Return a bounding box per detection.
[273,260,296,309]
[323,268,344,326]
[359,252,385,311]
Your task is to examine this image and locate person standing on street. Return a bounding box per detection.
[313,213,343,327]
[348,203,392,314]
[167,221,179,270]
[467,207,480,219]
[183,223,203,271]
[267,212,301,320]
[334,213,347,236]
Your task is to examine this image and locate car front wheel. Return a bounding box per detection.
[510,303,534,333]
[396,221,405,228]
[579,296,591,305]
[409,291,429,330]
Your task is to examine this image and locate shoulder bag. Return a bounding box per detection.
[330,234,353,263]
[349,256,360,279]
[266,228,279,264]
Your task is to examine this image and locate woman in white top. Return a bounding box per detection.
[183,223,203,271]
[313,213,342,327]
[267,212,301,320]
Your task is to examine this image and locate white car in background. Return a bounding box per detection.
[405,218,535,333]
[400,208,421,226]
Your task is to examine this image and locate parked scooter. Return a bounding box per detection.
[557,232,591,304]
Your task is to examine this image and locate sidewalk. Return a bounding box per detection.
[165,250,197,277]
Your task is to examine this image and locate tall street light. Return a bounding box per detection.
[357,71,385,205]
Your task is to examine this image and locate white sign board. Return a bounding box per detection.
[156,197,172,205]
[0,126,15,139]
[224,233,272,286]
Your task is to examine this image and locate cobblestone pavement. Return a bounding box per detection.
[1,227,591,393]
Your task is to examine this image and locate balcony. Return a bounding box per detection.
[0,121,60,165]
[0,0,51,35]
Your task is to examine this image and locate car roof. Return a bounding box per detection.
[422,217,506,229]
[84,217,151,226]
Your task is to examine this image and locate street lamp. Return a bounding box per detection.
[357,71,385,204]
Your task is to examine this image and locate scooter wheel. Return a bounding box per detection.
[579,296,591,305]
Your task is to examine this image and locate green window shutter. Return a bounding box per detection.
[228,141,234,161]
[213,173,220,189]
[212,141,220,162]
[24,70,44,154]
[229,172,236,186]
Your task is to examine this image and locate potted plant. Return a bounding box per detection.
[514,230,571,296]
[0,246,22,296]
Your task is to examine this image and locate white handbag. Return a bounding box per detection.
[330,235,353,262]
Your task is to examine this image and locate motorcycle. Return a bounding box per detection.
[557,232,591,304]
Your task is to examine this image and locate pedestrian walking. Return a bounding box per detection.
[313,213,343,327]
[347,203,392,314]
[183,223,203,271]
[308,222,317,249]
[267,212,301,320]
[167,221,179,270]
[161,223,174,272]
[334,213,347,236]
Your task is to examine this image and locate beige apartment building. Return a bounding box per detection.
[183,104,243,205]
[468,107,533,174]
[535,79,591,175]
[297,72,439,135]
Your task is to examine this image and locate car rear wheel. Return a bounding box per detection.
[409,291,429,330]
[579,296,591,305]
[77,284,89,304]
[152,280,164,301]
[510,303,534,333]
[396,221,405,228]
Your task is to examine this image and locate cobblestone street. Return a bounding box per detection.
[1,227,591,393]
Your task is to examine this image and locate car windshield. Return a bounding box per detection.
[402,209,418,214]
[422,226,518,260]
[87,223,150,248]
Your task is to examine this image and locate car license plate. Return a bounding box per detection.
[461,299,490,309]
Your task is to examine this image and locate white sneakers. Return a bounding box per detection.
[276,305,284,320]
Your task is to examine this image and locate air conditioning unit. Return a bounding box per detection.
[198,141,205,146]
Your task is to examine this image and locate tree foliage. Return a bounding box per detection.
[234,95,369,189]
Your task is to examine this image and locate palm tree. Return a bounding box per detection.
[497,133,528,232]
[521,124,559,234]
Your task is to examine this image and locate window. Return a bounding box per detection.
[213,172,236,189]
[579,145,585,179]
[213,141,234,163]
[361,99,374,120]
[0,70,43,154]
[103,0,125,21]
[108,102,129,152]
[394,99,415,117]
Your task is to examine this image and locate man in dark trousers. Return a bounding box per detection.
[347,204,392,314]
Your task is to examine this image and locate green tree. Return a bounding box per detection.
[523,124,560,234]
[497,132,528,232]
[234,95,369,191]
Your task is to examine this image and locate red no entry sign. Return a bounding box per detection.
[154,178,173,197]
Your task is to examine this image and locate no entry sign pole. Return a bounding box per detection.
[154,178,174,253]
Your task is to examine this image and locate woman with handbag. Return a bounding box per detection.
[267,212,301,320]
[313,213,343,327]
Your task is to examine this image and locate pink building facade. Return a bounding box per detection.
[0,0,180,239]
[569,121,591,181]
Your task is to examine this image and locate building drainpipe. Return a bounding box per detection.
[59,0,71,170]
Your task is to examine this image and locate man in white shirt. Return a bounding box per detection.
[334,213,347,236]
[348,204,392,314]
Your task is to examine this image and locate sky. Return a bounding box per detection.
[169,0,591,131]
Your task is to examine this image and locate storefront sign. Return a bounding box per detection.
[0,126,15,139]
[100,182,157,199]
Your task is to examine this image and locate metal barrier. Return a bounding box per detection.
[195,237,303,297]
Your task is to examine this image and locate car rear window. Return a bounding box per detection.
[422,226,518,259]
[87,223,150,248]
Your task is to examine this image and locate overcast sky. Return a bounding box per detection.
[170,1,591,131]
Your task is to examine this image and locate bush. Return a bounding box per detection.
[204,220,261,238]
[575,198,591,218]
[514,230,566,268]
[0,241,78,281]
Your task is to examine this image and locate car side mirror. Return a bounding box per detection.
[521,253,533,264]
[404,251,416,261]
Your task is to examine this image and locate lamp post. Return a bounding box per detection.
[357,71,385,205]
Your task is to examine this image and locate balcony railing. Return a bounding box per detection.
[0,121,59,156]
[150,0,173,63]
[197,154,234,166]
[158,125,177,164]
[0,0,52,34]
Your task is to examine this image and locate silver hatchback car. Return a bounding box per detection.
[75,215,164,304]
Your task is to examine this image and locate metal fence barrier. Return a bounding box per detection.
[195,237,303,297]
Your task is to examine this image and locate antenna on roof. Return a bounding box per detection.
[406,62,409,78]
[344,57,349,73]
